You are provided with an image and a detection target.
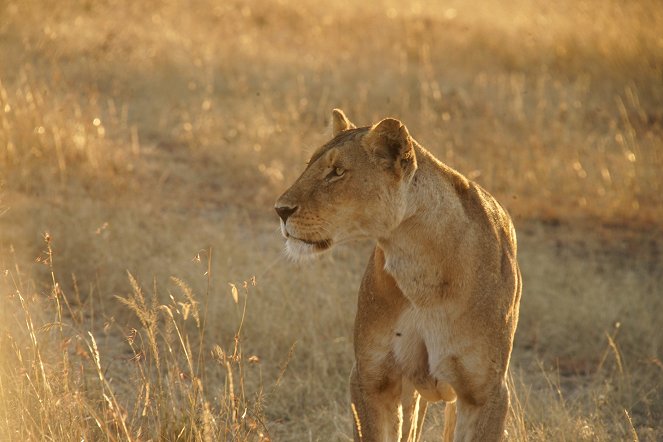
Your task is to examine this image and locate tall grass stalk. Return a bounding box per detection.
[0,236,269,441]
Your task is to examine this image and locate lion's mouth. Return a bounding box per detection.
[290,235,332,251]
[280,222,333,255]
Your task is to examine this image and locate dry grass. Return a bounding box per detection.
[1,0,662,440]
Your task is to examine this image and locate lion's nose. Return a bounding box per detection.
[275,205,298,223]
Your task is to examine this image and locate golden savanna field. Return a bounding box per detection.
[1,0,662,440]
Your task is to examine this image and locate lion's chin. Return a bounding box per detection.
[284,237,333,262]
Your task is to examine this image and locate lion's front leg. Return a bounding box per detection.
[454,379,509,442]
[350,361,403,442]
[351,246,411,441]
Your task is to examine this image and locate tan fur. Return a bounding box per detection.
[276,109,521,441]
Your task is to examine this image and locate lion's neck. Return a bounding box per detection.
[378,144,472,305]
[395,144,470,239]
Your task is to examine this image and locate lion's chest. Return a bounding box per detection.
[393,305,453,362]
[379,242,476,397]
[382,248,451,308]
[392,305,461,402]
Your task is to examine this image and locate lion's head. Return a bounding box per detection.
[275,109,418,260]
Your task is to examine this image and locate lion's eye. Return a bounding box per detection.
[326,166,346,181]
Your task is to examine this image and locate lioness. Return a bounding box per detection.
[275,109,521,442]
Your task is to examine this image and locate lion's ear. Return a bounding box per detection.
[363,118,417,180]
[332,108,356,136]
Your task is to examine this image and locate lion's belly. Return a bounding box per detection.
[392,305,459,403]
